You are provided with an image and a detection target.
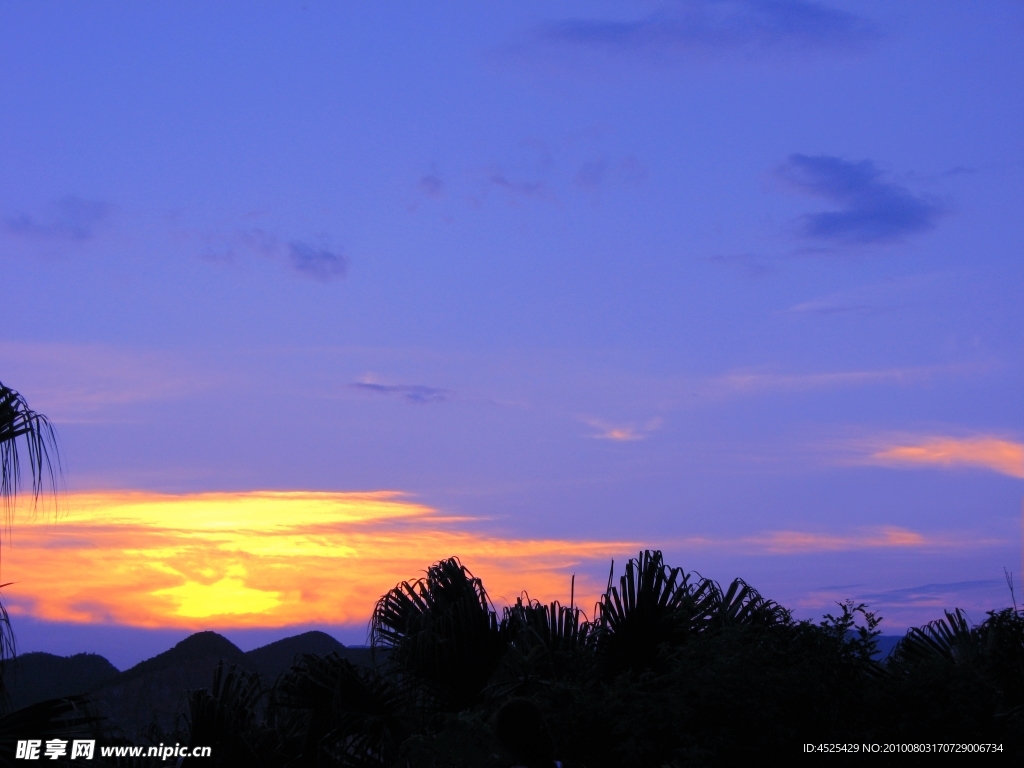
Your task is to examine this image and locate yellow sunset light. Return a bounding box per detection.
[3,491,633,629]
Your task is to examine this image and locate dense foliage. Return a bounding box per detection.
[141,552,1023,766]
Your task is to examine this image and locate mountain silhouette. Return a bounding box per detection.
[89,631,254,738]
[3,652,119,710]
[4,630,378,740]
[244,630,346,682]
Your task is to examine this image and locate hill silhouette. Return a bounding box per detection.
[89,631,254,737]
[4,630,375,740]
[3,652,119,710]
[244,630,347,682]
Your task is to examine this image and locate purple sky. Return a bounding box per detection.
[1,1,1022,666]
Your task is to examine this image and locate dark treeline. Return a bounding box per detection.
[2,551,1024,766]
[140,552,1024,765]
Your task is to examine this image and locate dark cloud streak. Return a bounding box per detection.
[287,241,348,282]
[349,383,453,404]
[777,154,943,244]
[539,0,878,58]
[4,197,110,241]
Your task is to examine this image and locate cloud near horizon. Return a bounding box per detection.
[0,492,997,631]
[2,491,634,629]
[799,579,1012,631]
[673,526,995,555]
[776,154,943,244]
[870,436,1024,479]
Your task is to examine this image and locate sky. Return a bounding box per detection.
[0,1,1022,669]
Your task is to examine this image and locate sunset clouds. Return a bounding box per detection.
[1,490,1000,635]
[871,436,1024,479]
[2,491,633,629]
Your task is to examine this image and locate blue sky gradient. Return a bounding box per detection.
[1,1,1021,663]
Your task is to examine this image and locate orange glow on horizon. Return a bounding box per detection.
[2,491,633,629]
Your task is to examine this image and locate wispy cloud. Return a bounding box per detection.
[714,365,949,395]
[776,154,943,244]
[538,0,878,60]
[584,417,663,442]
[744,526,926,554]
[198,228,281,265]
[287,241,348,282]
[869,436,1024,479]
[3,197,110,242]
[4,491,634,628]
[573,160,607,190]
[350,381,453,404]
[488,173,553,203]
[572,156,649,190]
[0,341,210,420]
[194,229,348,282]
[780,272,949,316]
[418,167,444,199]
[672,526,997,555]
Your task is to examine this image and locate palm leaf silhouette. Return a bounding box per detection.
[0,381,61,521]
[894,609,979,665]
[595,550,717,677]
[183,663,268,766]
[0,696,102,768]
[594,551,791,678]
[371,557,508,711]
[271,652,409,768]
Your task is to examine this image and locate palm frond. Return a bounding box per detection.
[486,596,594,696]
[594,550,718,677]
[272,652,409,768]
[592,552,792,679]
[893,608,979,665]
[504,595,592,655]
[183,662,266,765]
[371,558,508,710]
[0,382,62,522]
[0,696,103,768]
[707,578,791,629]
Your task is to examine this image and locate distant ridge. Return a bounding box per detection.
[244,630,345,683]
[89,631,254,738]
[3,652,119,711]
[4,630,377,740]
[116,631,249,684]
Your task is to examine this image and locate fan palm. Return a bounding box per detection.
[182,663,269,767]
[892,608,979,666]
[594,550,718,678]
[594,551,791,679]
[371,557,508,711]
[271,652,410,767]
